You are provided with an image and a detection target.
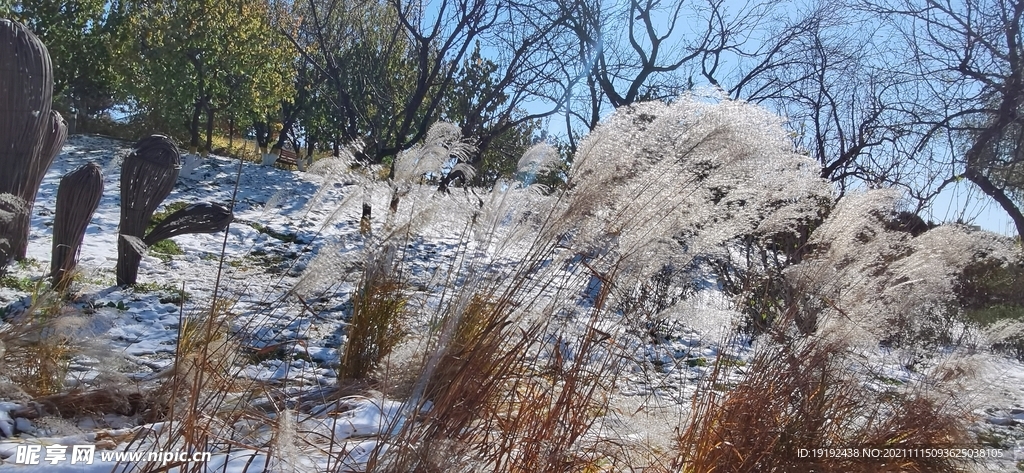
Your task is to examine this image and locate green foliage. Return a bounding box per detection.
[958,259,1024,324]
[443,43,546,186]
[0,274,36,292]
[240,220,297,243]
[1,259,43,292]
[149,201,190,229]
[117,0,295,148]
[105,300,129,311]
[7,0,123,115]
[686,357,709,368]
[134,282,191,304]
[288,0,420,161]
[148,239,183,260]
[444,43,507,130]
[228,250,289,274]
[967,305,1024,326]
[132,280,163,292]
[144,201,188,261]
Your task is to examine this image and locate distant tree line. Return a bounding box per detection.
[2,0,1022,236]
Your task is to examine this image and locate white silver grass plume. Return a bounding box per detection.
[302,148,366,216]
[450,162,477,182]
[982,319,1024,351]
[550,90,832,283]
[394,122,476,184]
[473,178,555,253]
[785,189,1017,347]
[294,241,361,298]
[270,409,299,473]
[517,143,561,179]
[306,149,362,183]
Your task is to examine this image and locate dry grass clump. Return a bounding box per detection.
[1,323,75,396]
[171,301,240,385]
[418,293,514,410]
[378,305,624,472]
[0,288,79,396]
[481,321,623,471]
[0,282,159,428]
[676,333,974,473]
[339,250,408,381]
[667,189,1017,473]
[9,388,154,420]
[125,300,251,472]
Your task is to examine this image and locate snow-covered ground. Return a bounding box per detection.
[0,135,1023,471]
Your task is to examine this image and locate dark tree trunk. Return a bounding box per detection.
[965,167,1024,238]
[188,102,202,153]
[360,203,371,235]
[273,119,296,153]
[204,107,215,156]
[254,121,271,151]
[961,51,1024,238]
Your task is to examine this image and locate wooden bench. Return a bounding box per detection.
[276,148,298,167]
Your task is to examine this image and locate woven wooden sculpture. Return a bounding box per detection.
[51,163,103,291]
[143,202,232,246]
[0,19,64,267]
[117,135,180,286]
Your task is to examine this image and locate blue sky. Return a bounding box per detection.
[509,0,1020,237]
[928,181,1015,235]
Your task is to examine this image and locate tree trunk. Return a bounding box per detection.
[204,107,214,157]
[962,64,1024,238]
[188,103,202,154]
[273,118,296,153]
[964,167,1024,238]
[254,121,270,152]
[360,203,371,235]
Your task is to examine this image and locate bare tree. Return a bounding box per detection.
[283,0,583,172]
[732,2,937,200]
[556,0,830,148]
[558,0,978,215]
[859,0,1024,236]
